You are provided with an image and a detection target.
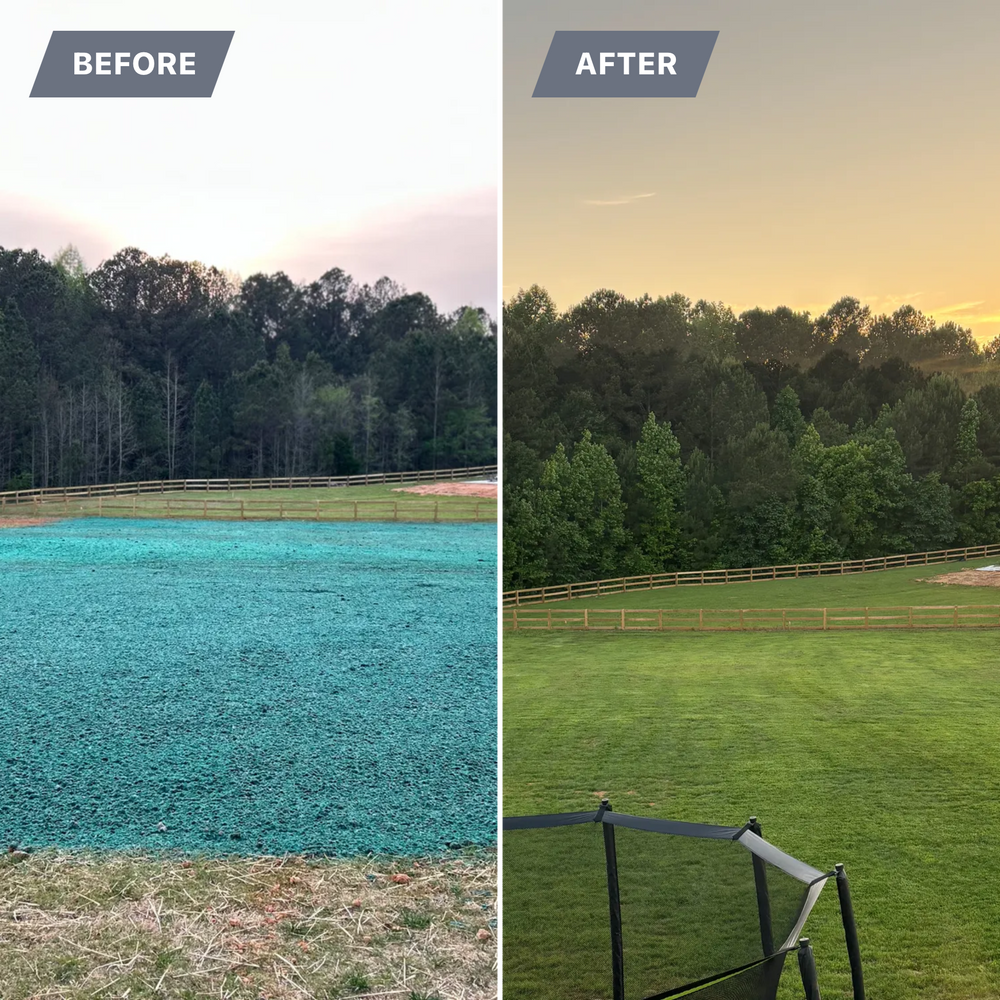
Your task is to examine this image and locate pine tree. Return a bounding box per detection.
[635,413,686,570]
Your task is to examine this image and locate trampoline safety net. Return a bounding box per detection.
[503,807,831,1000]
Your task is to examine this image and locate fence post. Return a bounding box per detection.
[433,501,439,523]
[953,606,958,626]
[240,499,245,521]
[908,607,913,627]
[748,818,774,956]
[740,608,745,630]
[823,608,828,630]
[699,609,704,630]
[600,802,626,1000]
[394,501,399,521]
[835,864,866,1000]
[98,496,103,517]
[797,938,821,1000]
[584,609,589,630]
[548,609,553,630]
[864,608,869,629]
[620,609,625,631]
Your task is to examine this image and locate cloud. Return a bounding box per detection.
[855,290,925,312]
[868,296,1000,331]
[252,188,498,315]
[928,306,1000,328]
[0,189,498,317]
[0,197,120,271]
[583,192,656,207]
[931,300,985,315]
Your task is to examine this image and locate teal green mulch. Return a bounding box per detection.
[0,519,496,856]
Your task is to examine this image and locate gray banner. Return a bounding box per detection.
[30,31,234,98]
[533,31,718,98]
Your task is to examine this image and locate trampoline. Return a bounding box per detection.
[503,801,865,1000]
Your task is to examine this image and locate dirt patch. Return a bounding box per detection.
[0,516,58,528]
[919,570,1000,588]
[394,482,498,499]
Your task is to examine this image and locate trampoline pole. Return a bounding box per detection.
[601,800,625,1000]
[749,816,774,956]
[835,863,866,1000]
[797,937,821,1000]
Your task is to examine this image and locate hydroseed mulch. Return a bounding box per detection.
[0,518,496,856]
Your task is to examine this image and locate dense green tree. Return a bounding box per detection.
[889,375,966,477]
[503,283,999,589]
[772,385,807,446]
[678,448,725,569]
[634,414,686,570]
[0,245,494,488]
[0,301,41,487]
[953,477,1000,545]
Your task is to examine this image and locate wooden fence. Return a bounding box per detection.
[0,464,497,509]
[504,605,1000,632]
[9,495,494,524]
[502,542,1000,607]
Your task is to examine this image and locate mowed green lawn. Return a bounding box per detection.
[523,557,1000,610]
[503,629,1000,1000]
[1,483,497,522]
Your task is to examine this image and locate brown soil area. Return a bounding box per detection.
[921,569,1000,588]
[394,482,498,499]
[0,516,58,528]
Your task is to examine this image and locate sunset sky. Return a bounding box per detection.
[0,0,498,313]
[505,0,1000,343]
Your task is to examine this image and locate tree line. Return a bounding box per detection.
[503,285,1000,590]
[0,246,496,491]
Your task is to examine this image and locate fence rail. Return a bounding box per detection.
[502,542,1000,607]
[0,465,497,509]
[504,605,1000,632]
[7,495,494,524]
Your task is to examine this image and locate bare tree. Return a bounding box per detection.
[162,352,186,479]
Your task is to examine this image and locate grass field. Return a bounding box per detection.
[0,848,496,1000]
[0,484,497,523]
[522,556,1000,610]
[503,629,1000,1000]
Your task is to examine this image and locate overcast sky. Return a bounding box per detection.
[0,0,498,314]
[505,0,1000,342]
